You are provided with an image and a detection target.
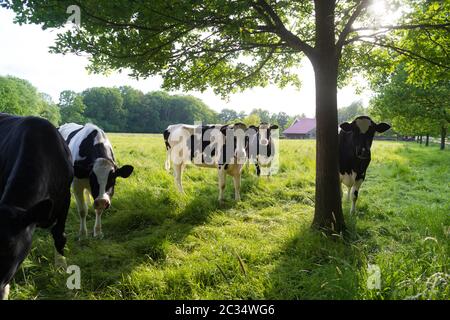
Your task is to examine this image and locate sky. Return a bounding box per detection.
[0,7,373,117]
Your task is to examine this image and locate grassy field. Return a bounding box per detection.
[9,135,449,300]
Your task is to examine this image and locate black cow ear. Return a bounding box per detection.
[340,122,353,132]
[116,165,134,179]
[24,199,53,226]
[220,125,229,135]
[74,164,91,178]
[375,122,391,133]
[270,124,279,130]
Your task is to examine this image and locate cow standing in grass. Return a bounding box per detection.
[58,123,134,238]
[164,123,248,202]
[247,123,279,177]
[339,116,391,214]
[0,114,73,300]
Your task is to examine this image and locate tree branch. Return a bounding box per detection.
[72,0,173,32]
[336,0,369,51]
[352,22,450,32]
[251,0,315,58]
[359,39,450,70]
[227,47,276,88]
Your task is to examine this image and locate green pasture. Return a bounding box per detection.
[9,135,449,300]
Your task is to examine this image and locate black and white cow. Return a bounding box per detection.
[0,114,73,300]
[339,116,391,214]
[164,123,248,202]
[247,123,279,176]
[58,123,134,238]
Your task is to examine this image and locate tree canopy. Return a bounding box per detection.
[0,75,60,125]
[369,65,449,148]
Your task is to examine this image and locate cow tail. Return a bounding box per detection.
[163,129,171,172]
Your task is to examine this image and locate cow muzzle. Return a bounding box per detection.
[94,198,111,210]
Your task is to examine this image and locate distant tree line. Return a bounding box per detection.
[0,75,308,133]
[58,86,218,133]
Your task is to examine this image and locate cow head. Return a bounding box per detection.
[221,122,248,164]
[74,159,134,211]
[0,199,53,300]
[247,123,278,161]
[256,122,279,147]
[340,116,391,159]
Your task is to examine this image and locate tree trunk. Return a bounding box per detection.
[311,0,345,234]
[425,134,429,147]
[419,136,423,144]
[441,125,446,150]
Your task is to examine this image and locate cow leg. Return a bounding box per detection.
[233,173,241,201]
[165,148,171,172]
[173,163,184,193]
[51,192,70,267]
[255,163,261,176]
[350,179,363,214]
[218,166,226,202]
[94,209,104,238]
[73,180,88,239]
[0,284,10,300]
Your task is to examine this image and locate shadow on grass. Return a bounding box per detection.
[12,170,259,299]
[264,189,390,300]
[266,212,372,299]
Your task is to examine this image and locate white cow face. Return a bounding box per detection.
[75,159,134,211]
[221,123,248,165]
[258,123,278,147]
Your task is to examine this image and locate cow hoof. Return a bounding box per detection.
[93,232,104,239]
[77,233,88,241]
[55,255,67,269]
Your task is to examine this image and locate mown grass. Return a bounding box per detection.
[9,136,449,300]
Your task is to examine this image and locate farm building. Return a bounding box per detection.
[283,118,316,139]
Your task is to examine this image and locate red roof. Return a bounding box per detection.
[283,118,316,134]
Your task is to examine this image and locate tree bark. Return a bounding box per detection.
[311,0,345,234]
[419,135,423,144]
[441,125,446,150]
[425,134,429,146]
